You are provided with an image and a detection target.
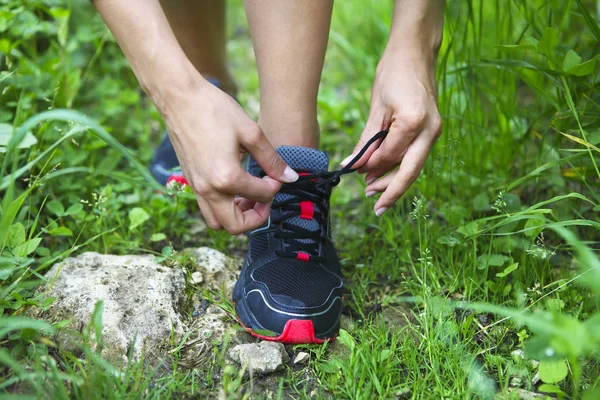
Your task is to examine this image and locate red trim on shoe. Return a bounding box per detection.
[298,171,318,182]
[299,201,314,220]
[235,313,336,344]
[166,175,188,186]
[296,252,310,261]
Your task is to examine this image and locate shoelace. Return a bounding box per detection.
[272,130,389,262]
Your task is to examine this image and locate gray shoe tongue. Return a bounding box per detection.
[276,146,329,173]
[272,146,329,249]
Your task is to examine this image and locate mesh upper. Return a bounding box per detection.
[253,258,341,307]
[249,233,269,260]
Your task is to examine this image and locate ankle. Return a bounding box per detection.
[258,114,320,148]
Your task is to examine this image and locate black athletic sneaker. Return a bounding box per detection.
[233,131,387,344]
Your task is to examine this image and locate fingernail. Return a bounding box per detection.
[375,207,388,217]
[282,166,299,183]
[366,176,376,185]
[366,191,377,198]
[340,154,355,167]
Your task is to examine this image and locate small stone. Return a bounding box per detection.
[531,372,540,385]
[189,247,236,273]
[187,247,241,298]
[191,271,203,284]
[508,388,545,399]
[227,341,290,375]
[293,351,310,365]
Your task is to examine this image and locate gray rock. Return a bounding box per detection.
[32,252,186,364]
[188,247,241,298]
[227,341,290,375]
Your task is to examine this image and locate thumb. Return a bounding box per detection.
[242,125,299,183]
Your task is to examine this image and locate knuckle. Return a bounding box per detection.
[267,154,286,173]
[206,220,221,230]
[431,114,443,137]
[192,180,211,197]
[405,167,421,183]
[398,107,427,132]
[380,151,398,164]
[211,169,239,192]
[224,223,242,235]
[244,125,264,146]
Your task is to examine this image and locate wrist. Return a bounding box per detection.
[385,0,444,65]
[143,64,207,113]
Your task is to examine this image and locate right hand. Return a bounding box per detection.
[157,77,298,234]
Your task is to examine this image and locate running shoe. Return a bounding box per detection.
[233,131,388,344]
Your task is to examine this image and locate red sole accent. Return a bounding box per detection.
[234,312,337,345]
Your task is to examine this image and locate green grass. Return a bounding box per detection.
[1,0,600,398]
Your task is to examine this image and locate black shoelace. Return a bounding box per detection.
[272,130,388,262]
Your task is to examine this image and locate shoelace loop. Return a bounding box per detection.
[272,130,388,262]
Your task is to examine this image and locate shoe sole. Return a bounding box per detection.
[234,308,334,344]
[233,277,339,344]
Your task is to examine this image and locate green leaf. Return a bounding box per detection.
[566,54,600,76]
[7,223,25,248]
[0,123,37,153]
[12,238,42,257]
[48,227,73,237]
[473,193,490,212]
[478,254,510,270]
[538,383,567,396]
[46,200,65,217]
[65,203,84,216]
[496,262,519,278]
[524,217,545,238]
[337,329,355,350]
[457,221,479,237]
[583,387,600,400]
[0,316,55,339]
[538,359,568,384]
[537,27,558,59]
[503,193,521,213]
[150,233,167,242]
[562,49,582,72]
[128,207,150,231]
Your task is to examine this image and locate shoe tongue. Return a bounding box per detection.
[276,146,329,173]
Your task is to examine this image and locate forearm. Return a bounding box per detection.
[92,0,201,108]
[384,0,445,62]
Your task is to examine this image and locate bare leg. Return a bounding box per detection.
[159,0,236,95]
[244,0,333,148]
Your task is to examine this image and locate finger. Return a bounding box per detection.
[213,168,281,203]
[362,148,407,180]
[197,197,223,230]
[365,170,397,197]
[211,196,272,235]
[362,111,425,172]
[240,125,298,183]
[374,134,433,216]
[237,198,257,212]
[340,109,387,169]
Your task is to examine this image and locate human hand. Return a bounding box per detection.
[342,53,442,217]
[159,78,298,234]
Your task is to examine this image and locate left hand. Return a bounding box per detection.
[342,53,443,217]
